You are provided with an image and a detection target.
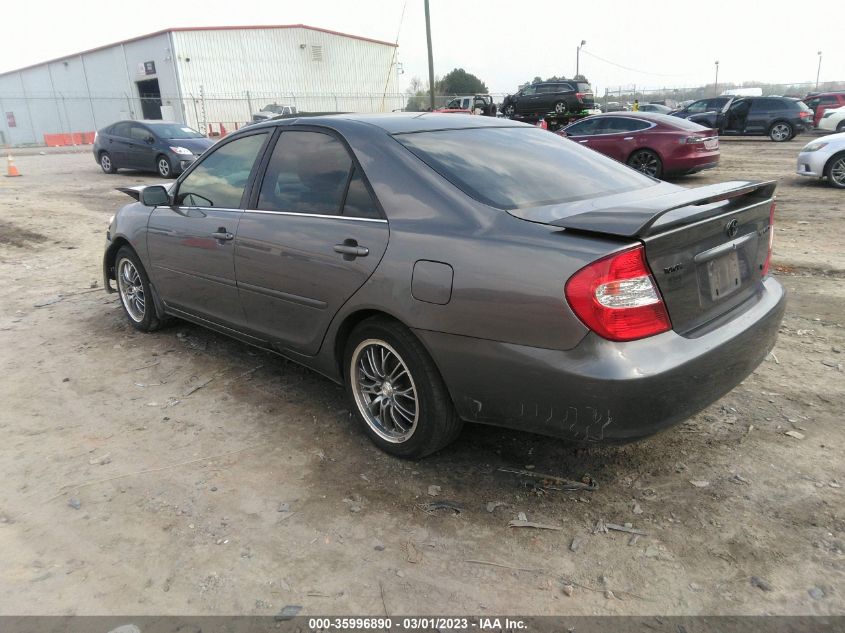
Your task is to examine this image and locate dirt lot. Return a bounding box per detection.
[0,138,843,616]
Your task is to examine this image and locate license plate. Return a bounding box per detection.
[706,251,741,301]
[704,138,719,150]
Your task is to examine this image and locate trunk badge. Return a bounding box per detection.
[726,219,739,238]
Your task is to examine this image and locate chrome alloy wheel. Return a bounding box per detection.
[770,123,791,141]
[100,154,112,171]
[830,157,845,187]
[117,258,145,322]
[350,339,419,443]
[157,157,171,177]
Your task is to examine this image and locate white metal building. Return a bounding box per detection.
[0,25,400,146]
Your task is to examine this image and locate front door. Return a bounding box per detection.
[146,131,270,327]
[235,129,389,356]
[126,123,157,170]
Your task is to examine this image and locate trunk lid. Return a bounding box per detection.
[509,180,776,336]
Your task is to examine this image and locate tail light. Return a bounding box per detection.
[762,202,776,276]
[93,131,98,143]
[565,246,671,342]
[799,111,812,119]
[576,92,586,100]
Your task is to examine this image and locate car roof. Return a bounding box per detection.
[250,112,527,134]
[575,111,710,131]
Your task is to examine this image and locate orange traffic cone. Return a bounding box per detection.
[5,154,21,177]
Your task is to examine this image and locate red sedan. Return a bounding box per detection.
[558,112,719,178]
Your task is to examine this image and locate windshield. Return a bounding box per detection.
[150,124,206,140]
[395,127,657,209]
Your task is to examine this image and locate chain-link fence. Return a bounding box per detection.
[2,80,844,146]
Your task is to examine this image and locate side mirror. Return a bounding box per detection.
[146,136,155,144]
[141,185,171,206]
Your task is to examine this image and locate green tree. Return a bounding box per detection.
[436,68,488,95]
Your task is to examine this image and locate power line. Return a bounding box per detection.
[581,49,687,78]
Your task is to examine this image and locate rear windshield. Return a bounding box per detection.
[395,127,657,209]
[149,124,205,139]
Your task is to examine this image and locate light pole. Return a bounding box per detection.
[714,60,719,96]
[816,51,822,90]
[424,0,435,110]
[576,40,586,77]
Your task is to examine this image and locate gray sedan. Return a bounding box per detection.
[103,114,785,458]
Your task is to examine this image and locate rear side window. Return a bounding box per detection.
[176,133,268,208]
[751,99,784,113]
[576,82,592,93]
[396,127,656,209]
[604,118,651,133]
[258,131,351,215]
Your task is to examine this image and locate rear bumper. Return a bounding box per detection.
[415,276,786,442]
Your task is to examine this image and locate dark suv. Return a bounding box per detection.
[671,97,733,119]
[502,81,595,118]
[687,97,813,142]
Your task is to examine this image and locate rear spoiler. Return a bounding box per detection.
[510,180,776,238]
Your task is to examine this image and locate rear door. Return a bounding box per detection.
[745,99,776,134]
[234,129,389,355]
[586,117,651,161]
[146,130,270,327]
[109,122,133,165]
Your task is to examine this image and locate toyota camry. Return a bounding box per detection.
[103,113,785,458]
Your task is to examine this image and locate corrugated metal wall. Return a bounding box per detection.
[0,27,400,146]
[172,27,400,129]
[0,32,179,145]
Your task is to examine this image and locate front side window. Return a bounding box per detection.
[521,86,537,96]
[258,131,352,215]
[397,127,656,209]
[176,133,268,208]
[687,100,709,114]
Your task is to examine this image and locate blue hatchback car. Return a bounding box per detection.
[93,120,215,178]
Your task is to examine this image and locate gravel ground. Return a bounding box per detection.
[0,137,843,616]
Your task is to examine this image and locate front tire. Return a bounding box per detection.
[627,149,663,179]
[156,155,173,178]
[115,246,163,332]
[553,101,567,115]
[836,121,845,134]
[825,153,845,189]
[344,317,462,459]
[100,152,116,174]
[769,122,793,142]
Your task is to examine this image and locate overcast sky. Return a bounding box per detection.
[3,0,841,95]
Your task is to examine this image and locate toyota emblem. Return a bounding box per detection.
[726,218,739,238]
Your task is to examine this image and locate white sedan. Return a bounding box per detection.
[796,132,845,188]
[818,107,845,133]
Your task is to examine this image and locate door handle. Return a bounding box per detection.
[578,139,589,143]
[623,136,634,140]
[334,239,369,260]
[211,228,234,241]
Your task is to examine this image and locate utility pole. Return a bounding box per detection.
[714,60,720,96]
[424,0,435,110]
[576,40,586,77]
[816,51,823,90]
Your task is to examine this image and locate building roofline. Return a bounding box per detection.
[0,24,396,76]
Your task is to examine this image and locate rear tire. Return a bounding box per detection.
[769,122,793,142]
[344,317,462,459]
[836,121,845,134]
[627,149,663,179]
[114,246,163,332]
[553,101,567,115]
[100,152,116,174]
[825,153,845,189]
